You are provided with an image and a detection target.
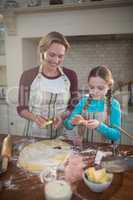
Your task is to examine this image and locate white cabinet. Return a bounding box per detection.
[8,104,25,135]
[0,103,25,135]
[0,103,8,133]
[0,27,5,56]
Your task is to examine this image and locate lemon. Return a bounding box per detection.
[86,167,111,183]
[42,120,53,128]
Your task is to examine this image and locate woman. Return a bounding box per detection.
[17,31,78,138]
[64,65,121,142]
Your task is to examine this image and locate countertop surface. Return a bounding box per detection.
[0,134,133,200]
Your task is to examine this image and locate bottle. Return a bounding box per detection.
[64,151,83,186]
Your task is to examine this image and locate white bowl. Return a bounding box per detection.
[82,170,113,193]
[45,180,72,200]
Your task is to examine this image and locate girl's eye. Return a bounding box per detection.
[89,85,105,90]
[97,86,106,90]
[58,55,64,59]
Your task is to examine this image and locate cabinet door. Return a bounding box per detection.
[8,104,25,135]
[0,104,8,133]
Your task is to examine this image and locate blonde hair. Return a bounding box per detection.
[38,31,70,54]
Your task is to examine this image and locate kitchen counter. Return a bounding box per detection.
[0,134,133,200]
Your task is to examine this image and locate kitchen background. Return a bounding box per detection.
[0,0,133,144]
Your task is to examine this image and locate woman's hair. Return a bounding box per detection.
[38,31,70,54]
[83,66,114,124]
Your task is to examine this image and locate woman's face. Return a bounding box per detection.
[88,76,109,99]
[43,42,66,69]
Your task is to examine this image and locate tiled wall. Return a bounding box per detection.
[64,35,133,90]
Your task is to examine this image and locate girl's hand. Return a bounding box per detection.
[72,115,85,125]
[85,119,100,129]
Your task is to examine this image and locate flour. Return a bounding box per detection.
[17,139,71,173]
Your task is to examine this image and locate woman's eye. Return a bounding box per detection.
[89,86,94,90]
[49,53,55,57]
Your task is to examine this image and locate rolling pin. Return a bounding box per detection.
[1,134,12,172]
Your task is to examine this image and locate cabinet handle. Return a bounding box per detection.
[10,122,14,126]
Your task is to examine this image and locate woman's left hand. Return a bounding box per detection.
[85,119,100,129]
[53,111,70,129]
[53,115,63,129]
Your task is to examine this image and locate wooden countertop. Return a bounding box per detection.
[0,134,133,200]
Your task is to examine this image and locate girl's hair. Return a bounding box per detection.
[38,31,70,54]
[83,66,114,124]
[88,65,114,87]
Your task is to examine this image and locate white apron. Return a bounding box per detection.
[79,97,109,143]
[24,65,70,138]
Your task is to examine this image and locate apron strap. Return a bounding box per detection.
[58,66,64,75]
[58,66,70,90]
[39,64,43,74]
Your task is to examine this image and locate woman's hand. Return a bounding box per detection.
[35,115,50,128]
[53,115,63,129]
[53,111,71,129]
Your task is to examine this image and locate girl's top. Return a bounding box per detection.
[64,95,121,141]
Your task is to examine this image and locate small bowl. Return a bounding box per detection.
[82,170,113,193]
[45,180,72,200]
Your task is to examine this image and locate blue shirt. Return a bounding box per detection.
[64,96,121,141]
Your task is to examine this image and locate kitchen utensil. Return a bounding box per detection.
[101,155,133,173]
[114,126,133,141]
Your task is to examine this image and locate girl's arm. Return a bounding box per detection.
[96,99,121,141]
[64,97,87,130]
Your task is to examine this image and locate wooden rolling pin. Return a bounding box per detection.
[1,134,12,172]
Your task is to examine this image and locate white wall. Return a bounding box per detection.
[0,55,6,65]
[5,5,133,89]
[17,6,133,37]
[5,35,23,106]
[22,38,38,71]
[5,35,22,87]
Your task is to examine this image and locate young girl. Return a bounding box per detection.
[64,65,121,142]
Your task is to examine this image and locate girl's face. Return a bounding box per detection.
[43,42,66,69]
[88,76,109,99]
